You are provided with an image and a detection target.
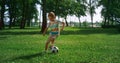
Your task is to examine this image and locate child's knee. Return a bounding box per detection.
[51,38,55,41]
[46,41,50,44]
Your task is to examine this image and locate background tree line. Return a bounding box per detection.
[0,0,120,32]
[0,0,39,29]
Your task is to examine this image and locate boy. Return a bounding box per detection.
[43,12,65,52]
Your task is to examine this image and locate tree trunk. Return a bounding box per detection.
[91,15,93,27]
[12,17,16,26]
[41,0,47,33]
[78,17,81,27]
[0,0,5,29]
[89,0,93,28]
[20,0,26,29]
[20,18,26,29]
[0,19,2,29]
[27,20,30,27]
[111,15,114,25]
[25,1,31,27]
[104,16,107,26]
[64,17,68,26]
[8,4,12,29]
[0,21,2,30]
[12,1,17,27]
[106,0,110,25]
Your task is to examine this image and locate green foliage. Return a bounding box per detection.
[1,0,120,29]
[83,21,89,27]
[74,1,86,17]
[45,0,87,18]
[87,0,98,27]
[0,0,40,29]
[45,0,74,17]
[98,0,120,26]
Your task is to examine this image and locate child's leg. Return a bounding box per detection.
[45,36,52,51]
[50,38,55,47]
[50,35,58,47]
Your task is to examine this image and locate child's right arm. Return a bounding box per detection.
[43,27,48,36]
[43,23,51,36]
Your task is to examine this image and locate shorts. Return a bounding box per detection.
[49,34,58,39]
[49,32,59,39]
[46,32,59,43]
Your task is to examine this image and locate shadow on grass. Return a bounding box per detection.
[12,52,43,60]
[1,52,55,62]
[0,52,45,62]
[0,51,59,63]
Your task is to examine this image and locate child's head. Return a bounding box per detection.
[48,12,56,21]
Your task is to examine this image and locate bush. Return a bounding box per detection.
[116,24,120,32]
[101,25,116,28]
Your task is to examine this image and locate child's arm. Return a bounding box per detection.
[60,22,65,31]
[43,23,51,36]
[43,27,48,36]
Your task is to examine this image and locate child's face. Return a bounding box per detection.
[48,16,55,22]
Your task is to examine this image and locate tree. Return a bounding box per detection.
[40,0,73,32]
[41,0,47,33]
[87,0,97,27]
[83,21,89,27]
[6,0,17,29]
[45,0,75,27]
[26,0,39,27]
[98,0,120,26]
[74,0,87,27]
[19,0,39,29]
[57,0,75,26]
[0,0,5,29]
[19,0,26,29]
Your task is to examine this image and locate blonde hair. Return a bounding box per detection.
[48,12,56,18]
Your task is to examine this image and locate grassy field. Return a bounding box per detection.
[0,27,120,63]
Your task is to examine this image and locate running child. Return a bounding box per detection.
[43,12,65,52]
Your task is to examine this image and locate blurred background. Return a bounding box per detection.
[0,0,120,32]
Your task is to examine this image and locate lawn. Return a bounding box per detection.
[0,27,120,63]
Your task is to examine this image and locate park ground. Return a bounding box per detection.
[0,27,120,63]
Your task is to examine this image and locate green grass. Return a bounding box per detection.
[0,27,120,63]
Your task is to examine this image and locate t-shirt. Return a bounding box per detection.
[48,20,62,35]
[48,20,61,30]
